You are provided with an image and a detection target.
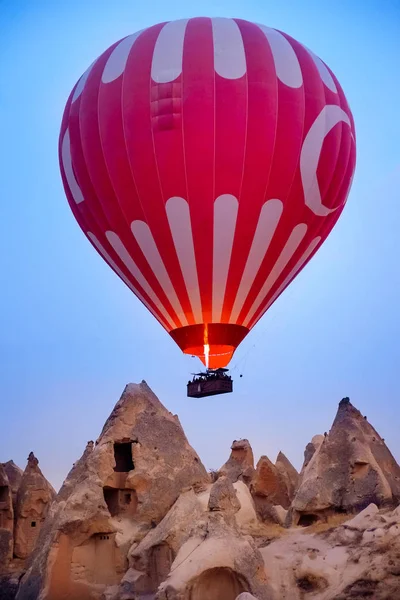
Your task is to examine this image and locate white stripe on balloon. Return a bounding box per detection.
[102,31,144,83]
[248,236,321,328]
[211,17,247,79]
[151,19,189,83]
[105,230,175,330]
[88,232,174,331]
[131,221,188,326]
[243,223,308,327]
[257,25,303,88]
[229,199,283,323]
[61,129,84,204]
[212,195,238,322]
[166,197,203,324]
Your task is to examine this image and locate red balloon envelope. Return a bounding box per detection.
[59,18,356,368]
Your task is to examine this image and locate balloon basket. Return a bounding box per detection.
[187,368,233,398]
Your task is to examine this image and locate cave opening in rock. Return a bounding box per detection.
[103,487,138,517]
[113,442,134,472]
[298,514,319,527]
[297,574,328,592]
[31,521,36,527]
[334,506,347,514]
[188,567,248,600]
[0,485,9,503]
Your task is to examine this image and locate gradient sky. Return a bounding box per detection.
[1,0,399,491]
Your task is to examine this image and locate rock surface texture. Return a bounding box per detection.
[250,455,291,521]
[290,398,400,525]
[0,463,14,566]
[275,452,299,500]
[2,461,23,512]
[16,382,208,600]
[262,504,400,599]
[219,439,255,484]
[1,392,399,600]
[14,453,56,560]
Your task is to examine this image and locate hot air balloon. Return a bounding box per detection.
[59,18,356,395]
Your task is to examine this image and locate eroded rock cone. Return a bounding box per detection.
[301,435,324,473]
[2,460,23,512]
[290,398,400,525]
[14,452,56,560]
[251,456,290,505]
[219,439,255,484]
[250,455,291,522]
[275,451,299,500]
[120,479,260,598]
[0,464,13,566]
[208,476,241,515]
[16,382,208,600]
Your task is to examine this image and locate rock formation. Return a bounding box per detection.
[13,453,56,560]
[16,382,209,600]
[155,512,270,600]
[118,479,264,599]
[250,456,291,521]
[3,391,400,600]
[208,476,241,515]
[219,439,255,484]
[300,435,324,473]
[2,461,23,512]
[0,464,14,566]
[275,452,299,500]
[262,503,400,600]
[289,398,400,525]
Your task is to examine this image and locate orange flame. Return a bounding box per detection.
[204,324,210,369]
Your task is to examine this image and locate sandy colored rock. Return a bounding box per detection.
[10,390,400,600]
[219,439,255,484]
[291,398,400,524]
[250,456,290,508]
[13,452,56,560]
[2,460,23,512]
[208,476,241,515]
[301,435,324,473]
[120,481,261,598]
[0,463,14,567]
[121,489,205,597]
[262,504,400,600]
[16,382,208,600]
[233,482,259,532]
[269,505,288,527]
[275,452,299,500]
[343,503,379,531]
[156,513,271,600]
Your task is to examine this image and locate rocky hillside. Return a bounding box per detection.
[1,384,400,600]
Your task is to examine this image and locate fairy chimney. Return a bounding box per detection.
[219,439,255,484]
[275,452,299,501]
[290,398,400,525]
[13,452,56,559]
[2,460,23,512]
[0,464,14,565]
[16,382,208,600]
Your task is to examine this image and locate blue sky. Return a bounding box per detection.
[0,0,399,490]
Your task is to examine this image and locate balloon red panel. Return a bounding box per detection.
[59,18,356,368]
